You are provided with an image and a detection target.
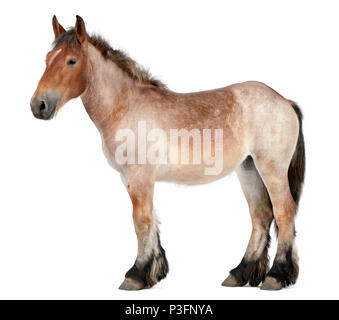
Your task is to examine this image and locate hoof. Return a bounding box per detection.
[119,278,145,291]
[222,274,243,287]
[260,276,283,291]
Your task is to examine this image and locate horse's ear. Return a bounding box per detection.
[75,15,87,44]
[52,15,66,39]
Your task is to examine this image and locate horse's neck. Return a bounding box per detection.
[81,44,135,130]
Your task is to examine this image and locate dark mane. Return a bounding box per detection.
[53,28,166,88]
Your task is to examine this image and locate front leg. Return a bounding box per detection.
[119,170,169,290]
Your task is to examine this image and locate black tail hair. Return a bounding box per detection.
[288,102,305,209]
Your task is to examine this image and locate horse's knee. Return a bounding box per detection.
[133,211,152,236]
[131,197,153,235]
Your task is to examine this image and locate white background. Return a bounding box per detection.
[0,0,337,299]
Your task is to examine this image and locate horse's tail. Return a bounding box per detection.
[287,100,305,210]
[273,101,305,235]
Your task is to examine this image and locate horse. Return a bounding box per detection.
[31,16,305,291]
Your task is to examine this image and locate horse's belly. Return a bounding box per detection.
[155,166,228,185]
[156,152,245,185]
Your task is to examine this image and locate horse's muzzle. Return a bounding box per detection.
[30,95,57,120]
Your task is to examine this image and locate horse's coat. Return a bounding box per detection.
[31,16,305,290]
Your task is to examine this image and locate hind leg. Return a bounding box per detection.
[254,157,299,290]
[222,157,273,287]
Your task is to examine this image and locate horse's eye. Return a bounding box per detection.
[67,58,77,66]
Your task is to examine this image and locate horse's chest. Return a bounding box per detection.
[101,137,121,172]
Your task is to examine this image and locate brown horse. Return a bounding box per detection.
[31,16,305,291]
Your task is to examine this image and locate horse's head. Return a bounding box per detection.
[31,16,88,120]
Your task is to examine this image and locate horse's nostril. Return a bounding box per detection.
[39,100,47,112]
